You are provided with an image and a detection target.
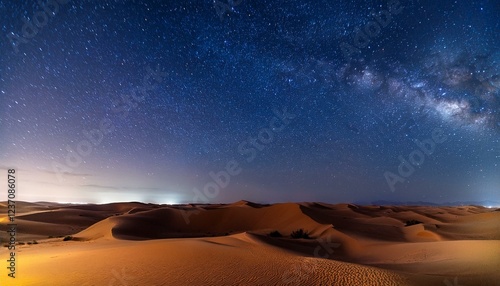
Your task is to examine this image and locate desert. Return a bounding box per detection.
[2,1,499,285]
[1,201,499,285]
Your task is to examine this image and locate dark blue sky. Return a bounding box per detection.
[1,0,499,204]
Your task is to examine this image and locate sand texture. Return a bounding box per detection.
[1,201,499,285]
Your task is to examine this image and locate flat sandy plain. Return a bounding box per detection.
[0,201,499,285]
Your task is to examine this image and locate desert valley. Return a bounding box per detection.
[1,201,499,285]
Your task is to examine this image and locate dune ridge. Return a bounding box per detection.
[1,201,499,285]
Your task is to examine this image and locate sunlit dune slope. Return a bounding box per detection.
[1,201,499,286]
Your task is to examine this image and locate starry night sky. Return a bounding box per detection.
[0,0,499,204]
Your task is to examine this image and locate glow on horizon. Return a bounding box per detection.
[10,167,187,204]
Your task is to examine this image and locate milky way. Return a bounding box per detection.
[0,0,498,204]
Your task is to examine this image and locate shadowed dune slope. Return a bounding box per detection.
[2,201,499,286]
[75,203,334,240]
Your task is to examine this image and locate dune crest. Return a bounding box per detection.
[2,201,499,286]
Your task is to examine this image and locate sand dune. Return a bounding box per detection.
[79,203,332,240]
[1,201,499,285]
